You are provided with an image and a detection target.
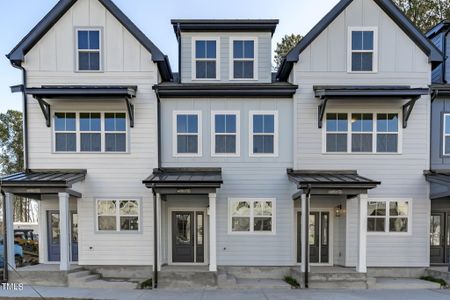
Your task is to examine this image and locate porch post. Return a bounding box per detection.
[300,193,307,273]
[208,193,217,272]
[357,193,368,273]
[58,192,71,271]
[4,193,15,270]
[156,193,162,272]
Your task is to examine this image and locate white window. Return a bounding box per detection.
[348,27,378,72]
[367,199,410,233]
[249,111,278,157]
[96,199,140,232]
[193,38,218,80]
[229,198,275,234]
[325,112,400,154]
[54,112,127,153]
[173,111,202,156]
[76,28,101,71]
[231,38,257,79]
[211,111,240,156]
[443,114,450,155]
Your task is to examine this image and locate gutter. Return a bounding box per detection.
[177,22,181,83]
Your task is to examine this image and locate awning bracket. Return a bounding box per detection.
[318,97,328,128]
[402,96,419,129]
[125,97,135,128]
[34,96,51,127]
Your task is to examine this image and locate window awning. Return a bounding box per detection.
[12,85,137,128]
[313,85,429,129]
[431,84,450,98]
[143,168,223,195]
[287,169,380,198]
[424,170,450,199]
[0,169,87,199]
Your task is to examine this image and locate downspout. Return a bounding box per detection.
[177,23,181,83]
[443,27,450,84]
[304,184,311,289]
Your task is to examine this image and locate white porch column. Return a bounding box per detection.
[300,193,307,273]
[4,193,15,270]
[58,192,71,271]
[208,193,217,272]
[357,193,368,273]
[156,193,162,272]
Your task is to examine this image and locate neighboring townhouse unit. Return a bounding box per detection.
[426,20,450,266]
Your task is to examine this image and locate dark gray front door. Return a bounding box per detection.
[430,212,450,265]
[297,211,330,264]
[47,211,78,262]
[172,211,195,263]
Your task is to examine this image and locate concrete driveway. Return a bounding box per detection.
[1,287,450,300]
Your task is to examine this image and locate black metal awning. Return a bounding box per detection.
[313,85,429,129]
[0,169,87,199]
[424,170,450,199]
[287,169,380,198]
[143,168,223,195]
[12,85,137,127]
[431,84,450,98]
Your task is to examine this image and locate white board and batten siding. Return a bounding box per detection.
[292,0,431,267]
[22,0,159,266]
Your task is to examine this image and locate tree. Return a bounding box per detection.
[393,0,450,33]
[274,34,302,71]
[0,110,23,175]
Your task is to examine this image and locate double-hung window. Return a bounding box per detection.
[105,113,127,152]
[443,114,450,155]
[212,112,239,156]
[174,112,201,156]
[326,113,348,152]
[377,113,399,152]
[76,29,101,71]
[55,113,77,152]
[348,27,377,72]
[232,39,256,79]
[80,113,101,152]
[194,39,217,79]
[97,199,140,232]
[367,199,410,233]
[351,113,373,152]
[229,198,275,234]
[250,111,278,156]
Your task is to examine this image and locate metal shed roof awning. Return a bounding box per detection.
[287,169,380,198]
[143,168,223,195]
[424,170,450,199]
[13,85,137,128]
[313,85,429,129]
[0,169,87,199]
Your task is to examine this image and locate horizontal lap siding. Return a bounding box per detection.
[293,0,431,267]
[23,0,158,266]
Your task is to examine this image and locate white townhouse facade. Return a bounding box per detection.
[0,0,445,289]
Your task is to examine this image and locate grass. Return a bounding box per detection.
[139,278,153,289]
[283,276,300,288]
[420,276,448,288]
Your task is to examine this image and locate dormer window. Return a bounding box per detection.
[348,27,377,73]
[193,39,218,80]
[76,28,101,71]
[231,39,256,79]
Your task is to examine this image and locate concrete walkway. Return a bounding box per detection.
[0,286,450,300]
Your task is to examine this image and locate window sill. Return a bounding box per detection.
[173,153,203,158]
[321,152,402,155]
[53,151,130,154]
[211,153,240,158]
[191,78,220,81]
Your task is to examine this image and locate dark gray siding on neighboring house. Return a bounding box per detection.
[431,98,450,170]
[446,33,450,83]
[431,33,444,84]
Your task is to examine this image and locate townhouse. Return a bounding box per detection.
[0,0,445,289]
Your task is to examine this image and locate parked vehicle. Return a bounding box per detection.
[0,235,24,268]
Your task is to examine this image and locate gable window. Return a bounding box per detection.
[348,27,377,72]
[80,113,101,152]
[194,39,217,79]
[232,39,256,79]
[443,114,450,155]
[174,112,201,156]
[367,199,410,233]
[76,29,101,71]
[97,199,140,232]
[55,113,76,152]
[105,113,127,152]
[325,112,400,153]
[212,112,239,156]
[229,198,275,234]
[250,111,278,157]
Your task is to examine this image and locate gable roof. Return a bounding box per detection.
[6,0,173,81]
[276,0,444,81]
[426,20,450,39]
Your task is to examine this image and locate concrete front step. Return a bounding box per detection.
[373,278,441,289]
[158,270,217,289]
[234,278,291,289]
[308,280,368,289]
[68,269,138,289]
[299,270,370,289]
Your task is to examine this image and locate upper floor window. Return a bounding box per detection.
[211,112,240,156]
[232,39,256,79]
[174,112,202,156]
[250,111,278,157]
[443,114,450,155]
[325,112,400,154]
[348,27,377,72]
[194,39,218,79]
[55,113,76,152]
[105,113,127,152]
[76,29,101,71]
[80,113,101,152]
[367,199,410,233]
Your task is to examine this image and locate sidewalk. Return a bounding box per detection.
[0,286,450,300]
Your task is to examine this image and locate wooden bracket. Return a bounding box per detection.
[34,96,51,127]
[318,97,328,128]
[125,97,135,128]
[402,97,419,128]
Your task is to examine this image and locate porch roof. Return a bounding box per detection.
[0,169,86,199]
[23,85,137,98]
[424,170,450,199]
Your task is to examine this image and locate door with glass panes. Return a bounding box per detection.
[430,212,450,265]
[172,211,205,263]
[297,211,330,264]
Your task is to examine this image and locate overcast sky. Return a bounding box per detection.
[0,0,340,113]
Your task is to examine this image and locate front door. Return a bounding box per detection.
[47,211,78,262]
[172,211,205,263]
[297,211,330,264]
[430,212,450,265]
